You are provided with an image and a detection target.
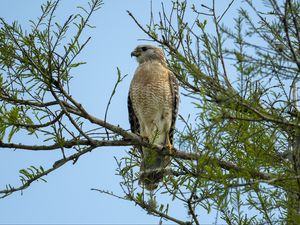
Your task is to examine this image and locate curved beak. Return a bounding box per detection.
[131,50,140,57]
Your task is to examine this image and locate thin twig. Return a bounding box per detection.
[0,139,133,151]
[0,145,97,198]
[104,68,127,139]
[217,0,236,23]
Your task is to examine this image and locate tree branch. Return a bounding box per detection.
[0,145,98,198]
[0,139,133,151]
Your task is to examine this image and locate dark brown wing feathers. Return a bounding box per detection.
[128,91,140,134]
[168,71,179,145]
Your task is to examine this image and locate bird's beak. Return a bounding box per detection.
[131,50,140,57]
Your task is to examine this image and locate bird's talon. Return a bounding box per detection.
[165,143,173,154]
[164,136,173,154]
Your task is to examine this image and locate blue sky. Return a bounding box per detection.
[0,0,242,224]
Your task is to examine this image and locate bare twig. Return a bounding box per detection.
[0,139,133,151]
[0,145,97,198]
[9,111,64,129]
[104,68,127,139]
[217,0,236,23]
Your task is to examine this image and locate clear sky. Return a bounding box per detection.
[0,0,241,224]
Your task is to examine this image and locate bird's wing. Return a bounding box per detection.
[168,71,179,145]
[127,91,140,134]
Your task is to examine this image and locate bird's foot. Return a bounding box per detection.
[165,136,173,154]
[165,143,173,154]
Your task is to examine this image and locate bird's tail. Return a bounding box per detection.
[139,147,170,190]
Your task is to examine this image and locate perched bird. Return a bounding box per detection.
[128,45,179,190]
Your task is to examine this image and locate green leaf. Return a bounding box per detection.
[69,62,86,68]
[8,126,20,142]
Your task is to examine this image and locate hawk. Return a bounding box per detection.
[128,45,179,190]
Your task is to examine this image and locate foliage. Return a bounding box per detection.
[126,0,300,224]
[1,0,300,224]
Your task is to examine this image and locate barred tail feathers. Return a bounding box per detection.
[139,146,169,190]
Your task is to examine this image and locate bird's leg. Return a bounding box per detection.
[165,136,173,154]
[139,125,149,144]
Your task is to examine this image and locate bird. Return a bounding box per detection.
[128,44,179,190]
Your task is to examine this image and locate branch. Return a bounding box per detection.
[50,85,95,145]
[92,188,191,225]
[282,0,300,71]
[0,93,58,108]
[172,149,272,180]
[187,180,200,225]
[132,197,190,225]
[9,111,64,129]
[104,68,127,139]
[217,0,236,23]
[227,175,300,189]
[65,103,139,140]
[0,139,133,151]
[0,145,98,198]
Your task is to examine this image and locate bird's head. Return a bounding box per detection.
[131,45,165,64]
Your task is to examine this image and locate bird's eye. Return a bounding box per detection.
[141,47,147,51]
